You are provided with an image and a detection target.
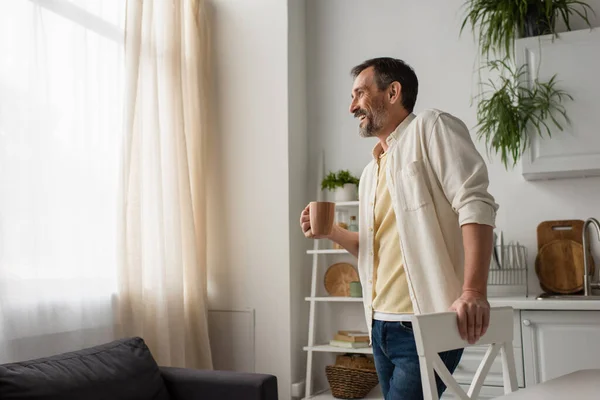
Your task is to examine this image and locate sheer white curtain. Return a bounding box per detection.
[117,0,212,369]
[0,0,124,363]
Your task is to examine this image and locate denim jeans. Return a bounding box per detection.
[371,320,463,399]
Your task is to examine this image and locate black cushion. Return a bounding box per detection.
[0,337,171,400]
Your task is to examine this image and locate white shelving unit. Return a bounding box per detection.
[303,200,378,399]
[303,344,372,355]
[307,389,383,400]
[304,297,363,302]
[306,249,349,255]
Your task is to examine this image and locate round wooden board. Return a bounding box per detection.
[324,262,359,297]
[535,239,595,294]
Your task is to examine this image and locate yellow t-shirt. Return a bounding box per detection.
[372,152,414,314]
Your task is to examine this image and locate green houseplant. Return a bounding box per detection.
[321,170,360,202]
[460,0,593,168]
[461,0,594,58]
[475,60,572,168]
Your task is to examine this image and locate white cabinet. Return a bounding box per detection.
[521,310,600,385]
[516,28,600,180]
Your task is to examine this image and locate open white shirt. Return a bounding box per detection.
[357,110,498,338]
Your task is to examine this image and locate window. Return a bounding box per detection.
[0,0,125,358]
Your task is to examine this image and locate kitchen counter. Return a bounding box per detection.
[489,296,600,310]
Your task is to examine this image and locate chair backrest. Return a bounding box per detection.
[411,306,518,400]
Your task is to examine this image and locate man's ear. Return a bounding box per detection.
[388,81,402,105]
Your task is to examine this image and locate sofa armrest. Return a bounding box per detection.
[160,367,278,400]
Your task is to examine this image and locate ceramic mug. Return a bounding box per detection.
[308,201,336,237]
[350,281,362,298]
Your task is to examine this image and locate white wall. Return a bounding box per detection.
[287,0,311,392]
[205,1,600,397]
[207,1,313,398]
[207,1,293,399]
[306,0,600,300]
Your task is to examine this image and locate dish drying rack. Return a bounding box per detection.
[488,242,529,297]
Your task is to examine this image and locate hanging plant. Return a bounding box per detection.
[475,60,572,168]
[461,0,530,58]
[461,0,594,59]
[460,0,593,169]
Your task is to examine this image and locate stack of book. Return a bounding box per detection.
[329,330,370,349]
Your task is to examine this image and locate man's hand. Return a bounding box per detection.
[300,205,360,257]
[300,205,332,239]
[450,290,490,344]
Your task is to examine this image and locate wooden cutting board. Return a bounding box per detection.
[537,220,584,250]
[324,263,359,297]
[535,239,594,294]
[535,220,594,294]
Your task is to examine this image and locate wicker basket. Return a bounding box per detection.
[335,354,375,370]
[325,365,379,399]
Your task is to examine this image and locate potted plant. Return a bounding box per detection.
[525,0,594,37]
[475,60,572,168]
[461,0,594,58]
[460,0,592,169]
[321,170,360,202]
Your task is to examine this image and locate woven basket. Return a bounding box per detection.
[325,365,379,399]
[335,354,376,370]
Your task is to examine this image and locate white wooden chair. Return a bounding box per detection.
[411,306,518,400]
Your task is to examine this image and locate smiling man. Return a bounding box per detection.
[300,57,498,399]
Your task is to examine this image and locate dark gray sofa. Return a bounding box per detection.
[0,337,277,400]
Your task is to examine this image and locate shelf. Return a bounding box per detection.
[303,344,373,354]
[334,201,359,207]
[307,249,349,255]
[305,297,363,302]
[304,388,383,400]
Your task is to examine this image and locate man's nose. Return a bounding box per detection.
[349,100,358,114]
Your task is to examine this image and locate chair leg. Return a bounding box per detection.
[419,354,440,400]
[432,354,470,400]
[501,342,518,394]
[468,343,501,399]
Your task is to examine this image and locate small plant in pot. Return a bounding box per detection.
[321,170,360,202]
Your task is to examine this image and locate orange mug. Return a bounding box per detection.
[308,201,336,237]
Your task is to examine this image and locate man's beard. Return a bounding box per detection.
[356,101,387,138]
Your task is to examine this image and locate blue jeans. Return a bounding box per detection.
[371,320,463,399]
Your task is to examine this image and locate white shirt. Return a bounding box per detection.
[357,109,498,339]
